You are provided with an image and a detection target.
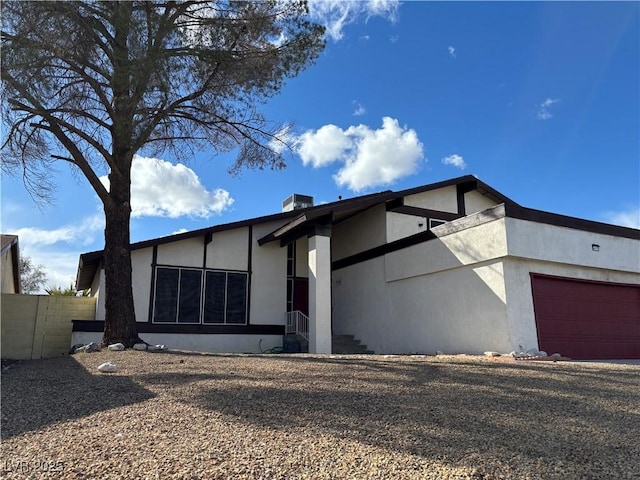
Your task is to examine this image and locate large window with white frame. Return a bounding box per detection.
[153,267,248,324]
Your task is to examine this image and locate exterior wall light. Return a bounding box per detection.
[592,244,600,252]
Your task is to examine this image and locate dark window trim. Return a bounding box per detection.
[147,245,158,322]
[247,225,253,325]
[72,320,284,335]
[152,266,249,325]
[333,229,438,271]
[153,266,204,325]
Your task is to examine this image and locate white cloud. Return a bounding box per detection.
[390,35,399,44]
[308,0,400,41]
[295,117,424,192]
[442,154,467,170]
[8,216,105,293]
[536,98,560,120]
[100,155,234,219]
[353,101,367,116]
[604,208,640,229]
[12,214,104,248]
[297,124,352,168]
[268,125,297,155]
[448,45,456,59]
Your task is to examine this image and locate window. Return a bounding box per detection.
[286,242,296,312]
[428,218,447,229]
[153,267,247,325]
[203,271,248,324]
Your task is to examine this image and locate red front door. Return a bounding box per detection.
[293,277,309,317]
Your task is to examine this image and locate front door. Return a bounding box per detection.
[293,277,309,316]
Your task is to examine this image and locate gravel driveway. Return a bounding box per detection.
[1,351,639,479]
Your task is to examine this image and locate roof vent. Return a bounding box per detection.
[282,194,314,212]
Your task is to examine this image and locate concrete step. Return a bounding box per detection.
[332,334,374,354]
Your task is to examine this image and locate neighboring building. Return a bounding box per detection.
[74,176,640,359]
[1,235,21,294]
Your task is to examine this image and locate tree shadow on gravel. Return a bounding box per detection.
[1,356,155,440]
[178,356,640,479]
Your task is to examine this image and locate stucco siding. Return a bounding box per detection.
[250,240,287,325]
[332,204,387,261]
[386,260,510,354]
[156,236,204,268]
[206,227,250,271]
[132,247,153,322]
[332,257,391,348]
[505,217,640,273]
[464,190,501,214]
[386,216,508,282]
[403,185,458,213]
[71,332,281,354]
[386,211,427,242]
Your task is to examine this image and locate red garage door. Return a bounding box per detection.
[531,274,640,360]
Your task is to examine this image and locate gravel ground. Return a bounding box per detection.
[1,351,639,480]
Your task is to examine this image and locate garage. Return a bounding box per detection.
[531,274,640,359]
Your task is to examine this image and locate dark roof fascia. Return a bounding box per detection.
[257,190,396,245]
[388,175,519,207]
[504,204,640,240]
[1,234,18,254]
[256,176,519,246]
[1,235,21,294]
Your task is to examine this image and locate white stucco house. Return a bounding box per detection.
[74,176,640,359]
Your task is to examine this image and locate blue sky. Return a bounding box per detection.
[1,1,639,290]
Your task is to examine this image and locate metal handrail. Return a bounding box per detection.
[285,310,309,341]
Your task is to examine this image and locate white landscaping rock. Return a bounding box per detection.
[97,362,117,373]
[132,343,147,351]
[147,344,167,352]
[107,343,125,351]
[484,351,501,357]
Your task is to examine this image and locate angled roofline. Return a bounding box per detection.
[76,175,637,289]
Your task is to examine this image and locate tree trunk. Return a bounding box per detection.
[100,169,142,348]
[100,2,142,348]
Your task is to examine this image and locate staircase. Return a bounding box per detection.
[332,334,374,354]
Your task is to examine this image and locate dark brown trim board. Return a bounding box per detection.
[72,320,284,336]
[147,245,158,322]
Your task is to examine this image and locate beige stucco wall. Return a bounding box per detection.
[464,190,500,214]
[250,221,289,325]
[505,218,640,273]
[156,236,203,268]
[386,211,428,242]
[332,256,390,343]
[404,185,458,213]
[332,204,387,261]
[132,247,153,322]
[1,294,96,359]
[71,331,282,354]
[386,216,508,282]
[206,228,250,271]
